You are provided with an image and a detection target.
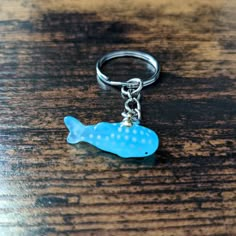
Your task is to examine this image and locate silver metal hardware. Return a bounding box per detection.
[121,78,142,126]
[96,50,160,126]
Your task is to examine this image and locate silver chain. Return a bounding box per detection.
[121,78,143,126]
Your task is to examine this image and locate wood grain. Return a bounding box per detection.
[0,0,235,235]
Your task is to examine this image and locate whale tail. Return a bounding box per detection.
[64,116,86,144]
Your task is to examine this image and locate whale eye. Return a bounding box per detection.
[145,152,148,155]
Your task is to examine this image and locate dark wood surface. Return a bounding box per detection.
[0,0,235,235]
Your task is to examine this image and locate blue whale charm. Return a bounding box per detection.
[64,116,159,158]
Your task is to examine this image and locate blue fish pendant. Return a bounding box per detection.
[64,116,159,158]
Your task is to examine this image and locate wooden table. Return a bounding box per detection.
[0,0,235,235]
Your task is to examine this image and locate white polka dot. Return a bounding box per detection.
[132,137,137,142]
[141,139,146,144]
[97,135,101,140]
[125,135,129,140]
[111,133,115,138]
[105,136,109,141]
[118,127,122,133]
[80,136,85,140]
[125,128,130,133]
[117,134,121,139]
[140,130,144,135]
[133,129,137,134]
[89,134,94,139]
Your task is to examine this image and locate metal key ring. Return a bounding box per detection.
[96,50,160,88]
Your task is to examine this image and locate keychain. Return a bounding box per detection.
[64,50,160,158]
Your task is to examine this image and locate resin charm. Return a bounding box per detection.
[64,116,159,158]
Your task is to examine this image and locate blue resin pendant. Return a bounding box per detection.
[64,116,159,158]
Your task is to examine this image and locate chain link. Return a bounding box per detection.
[121,78,143,126]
